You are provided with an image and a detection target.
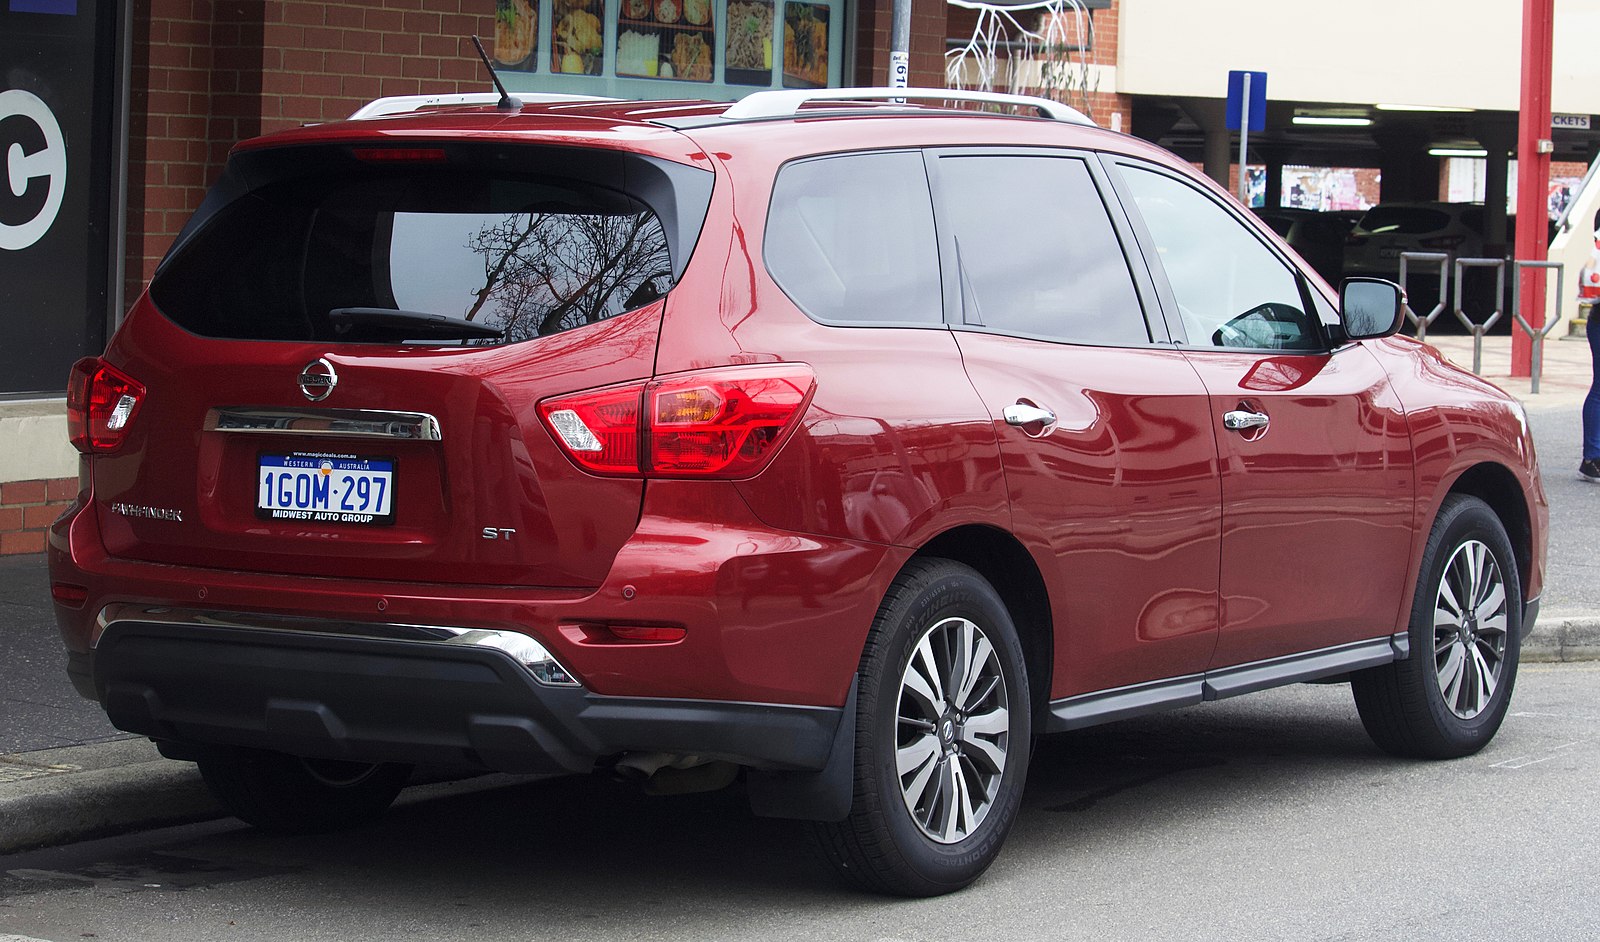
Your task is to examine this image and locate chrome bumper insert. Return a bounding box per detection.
[93,604,580,687]
[204,407,443,442]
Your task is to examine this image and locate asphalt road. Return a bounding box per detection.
[0,556,128,754]
[2,664,1597,942]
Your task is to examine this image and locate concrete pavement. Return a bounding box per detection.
[2,331,1598,856]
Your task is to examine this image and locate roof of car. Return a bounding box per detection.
[233,88,1104,155]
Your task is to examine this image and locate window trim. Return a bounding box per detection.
[760,148,950,331]
[922,145,1171,349]
[1102,155,1335,356]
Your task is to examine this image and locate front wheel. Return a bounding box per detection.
[812,558,1032,897]
[198,751,412,834]
[1352,494,1522,758]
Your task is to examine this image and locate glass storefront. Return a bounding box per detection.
[493,0,845,100]
[0,0,122,397]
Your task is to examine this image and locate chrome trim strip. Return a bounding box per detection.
[204,407,442,442]
[93,604,579,687]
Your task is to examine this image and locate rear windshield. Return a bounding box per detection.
[1357,206,1451,235]
[150,151,703,345]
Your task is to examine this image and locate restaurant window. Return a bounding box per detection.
[492,0,843,100]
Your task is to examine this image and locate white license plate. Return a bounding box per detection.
[257,453,395,525]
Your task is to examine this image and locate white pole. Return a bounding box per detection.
[1237,72,1251,205]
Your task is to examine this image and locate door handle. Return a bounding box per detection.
[1223,409,1270,431]
[1003,403,1057,427]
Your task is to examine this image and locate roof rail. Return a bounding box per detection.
[720,86,1094,125]
[348,92,615,120]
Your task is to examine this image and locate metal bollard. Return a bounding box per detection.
[1453,257,1506,375]
[1511,260,1565,395]
[1399,252,1450,342]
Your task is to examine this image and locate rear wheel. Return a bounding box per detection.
[813,558,1031,897]
[198,751,412,834]
[1352,494,1522,758]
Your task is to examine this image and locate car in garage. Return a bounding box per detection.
[49,87,1547,897]
[1250,205,1350,285]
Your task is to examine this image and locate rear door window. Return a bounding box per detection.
[763,150,943,326]
[152,162,682,345]
[930,153,1150,346]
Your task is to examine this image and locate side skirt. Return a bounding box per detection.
[1046,633,1409,734]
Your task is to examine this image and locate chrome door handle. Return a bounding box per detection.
[1223,410,1269,431]
[1003,403,1057,426]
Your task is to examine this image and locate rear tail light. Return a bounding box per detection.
[67,357,145,453]
[538,364,815,479]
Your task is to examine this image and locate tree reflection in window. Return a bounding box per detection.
[461,209,674,342]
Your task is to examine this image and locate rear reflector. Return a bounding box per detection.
[67,357,146,453]
[538,364,815,479]
[51,583,88,608]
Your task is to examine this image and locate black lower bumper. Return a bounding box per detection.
[87,621,844,777]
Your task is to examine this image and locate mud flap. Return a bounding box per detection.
[745,677,856,822]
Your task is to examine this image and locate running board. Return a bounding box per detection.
[1047,633,1408,733]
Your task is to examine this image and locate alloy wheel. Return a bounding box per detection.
[895,616,1010,844]
[1433,539,1509,719]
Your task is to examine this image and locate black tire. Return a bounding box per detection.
[812,558,1032,897]
[1351,494,1522,759]
[197,751,412,834]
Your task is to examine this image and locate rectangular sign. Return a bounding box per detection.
[1553,113,1591,130]
[1225,69,1267,132]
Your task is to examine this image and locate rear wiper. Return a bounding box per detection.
[327,307,504,341]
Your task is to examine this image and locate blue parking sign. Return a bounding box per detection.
[1226,70,1267,132]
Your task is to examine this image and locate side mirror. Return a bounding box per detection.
[1339,277,1404,340]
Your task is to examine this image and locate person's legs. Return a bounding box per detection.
[1582,319,1600,480]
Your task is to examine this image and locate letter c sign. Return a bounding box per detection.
[0,89,67,252]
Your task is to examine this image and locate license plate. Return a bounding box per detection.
[257,453,396,525]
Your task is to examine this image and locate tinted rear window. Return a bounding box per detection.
[1358,207,1450,235]
[152,160,684,345]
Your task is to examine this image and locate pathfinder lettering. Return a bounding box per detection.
[109,502,183,522]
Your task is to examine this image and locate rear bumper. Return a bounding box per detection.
[50,480,906,707]
[84,615,844,775]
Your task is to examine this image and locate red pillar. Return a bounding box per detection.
[1513,0,1554,376]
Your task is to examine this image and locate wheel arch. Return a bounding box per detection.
[1445,461,1533,600]
[914,525,1053,721]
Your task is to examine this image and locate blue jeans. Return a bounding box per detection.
[1587,319,1600,461]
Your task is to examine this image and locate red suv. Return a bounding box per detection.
[50,88,1547,896]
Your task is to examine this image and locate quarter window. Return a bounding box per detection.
[1120,165,1321,351]
[933,154,1148,346]
[764,151,942,326]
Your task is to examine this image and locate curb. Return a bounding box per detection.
[1522,614,1600,664]
[3,615,1596,857]
[0,739,221,855]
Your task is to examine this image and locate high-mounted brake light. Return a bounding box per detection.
[350,146,448,163]
[67,357,145,453]
[537,364,815,480]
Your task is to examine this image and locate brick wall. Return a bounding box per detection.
[125,0,495,300]
[0,479,75,556]
[940,0,1130,130]
[854,0,948,88]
